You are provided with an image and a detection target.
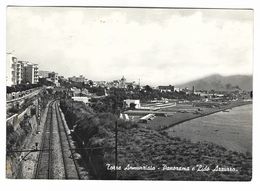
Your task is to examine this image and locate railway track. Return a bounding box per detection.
[34,100,54,179]
[34,100,81,179]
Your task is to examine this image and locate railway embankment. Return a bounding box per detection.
[60,99,116,179]
[6,115,38,178]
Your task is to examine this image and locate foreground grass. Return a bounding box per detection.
[109,125,252,180]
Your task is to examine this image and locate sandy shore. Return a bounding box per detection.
[166,104,252,154]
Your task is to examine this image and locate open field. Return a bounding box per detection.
[141,102,177,109]
[141,113,200,130]
[115,124,252,180]
[125,100,252,131]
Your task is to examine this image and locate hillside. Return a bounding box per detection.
[178,74,252,91]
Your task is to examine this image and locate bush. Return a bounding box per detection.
[31,107,36,116]
[6,123,14,136]
[8,107,19,114]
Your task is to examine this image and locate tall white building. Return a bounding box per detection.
[17,61,28,84]
[6,53,18,86]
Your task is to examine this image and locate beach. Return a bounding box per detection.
[166,104,252,154]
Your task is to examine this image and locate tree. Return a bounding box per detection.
[127,84,134,90]
[88,80,94,86]
[144,85,153,92]
[129,103,136,110]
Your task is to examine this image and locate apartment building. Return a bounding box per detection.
[23,63,39,84]
[6,53,18,86]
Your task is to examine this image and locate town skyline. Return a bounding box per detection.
[7,51,253,87]
[7,7,253,86]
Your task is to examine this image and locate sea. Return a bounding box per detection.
[167,104,252,153]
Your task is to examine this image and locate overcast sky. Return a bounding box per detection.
[7,7,253,86]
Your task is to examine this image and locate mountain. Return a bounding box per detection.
[177,74,253,91]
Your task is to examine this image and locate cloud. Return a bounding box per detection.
[7,7,253,85]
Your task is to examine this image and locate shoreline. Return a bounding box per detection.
[161,101,252,131]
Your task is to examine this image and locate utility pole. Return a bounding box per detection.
[115,120,118,180]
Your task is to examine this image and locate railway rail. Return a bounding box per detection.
[55,101,81,179]
[34,100,54,179]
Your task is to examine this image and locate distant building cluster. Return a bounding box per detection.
[66,75,139,90]
[158,85,175,92]
[38,70,60,86]
[68,75,87,83]
[66,75,190,94]
[6,53,39,86]
[94,76,138,89]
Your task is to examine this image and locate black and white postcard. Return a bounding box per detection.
[5,6,253,181]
